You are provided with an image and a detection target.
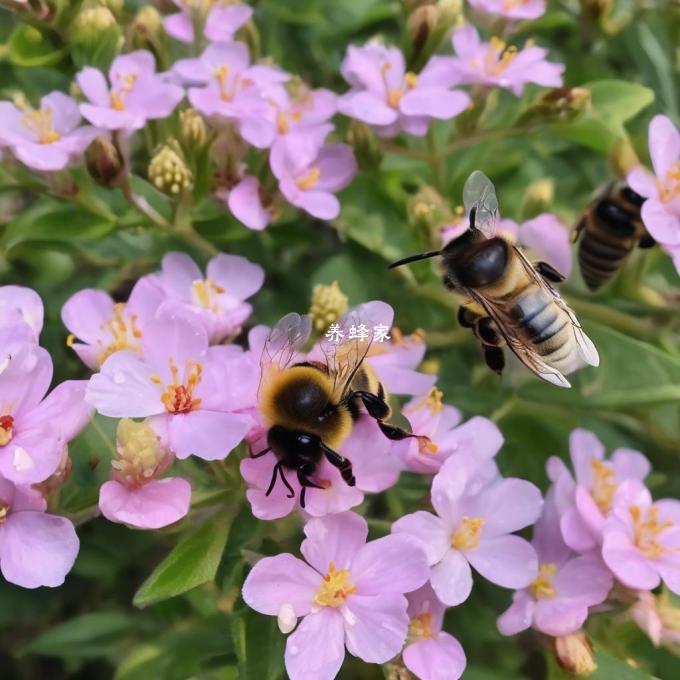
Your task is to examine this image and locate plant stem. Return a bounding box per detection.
[121,178,171,229]
[426,128,446,193]
[568,297,655,339]
[437,123,544,159]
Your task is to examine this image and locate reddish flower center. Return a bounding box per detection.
[154,359,203,414]
[21,108,61,145]
[0,415,14,446]
[531,563,557,600]
[314,562,356,608]
[451,516,484,551]
[630,505,674,559]
[590,458,617,514]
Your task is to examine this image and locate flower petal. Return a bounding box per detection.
[602,519,660,590]
[302,511,367,573]
[168,410,251,461]
[430,549,473,606]
[533,599,589,637]
[403,632,467,680]
[227,176,270,231]
[207,253,264,302]
[497,591,534,636]
[466,535,538,589]
[391,511,449,566]
[649,115,680,180]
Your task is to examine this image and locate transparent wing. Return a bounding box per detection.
[463,170,499,234]
[258,313,312,396]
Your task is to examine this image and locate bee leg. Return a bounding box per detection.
[265,461,295,499]
[483,346,505,374]
[377,421,433,452]
[476,317,501,346]
[250,446,271,459]
[321,444,356,487]
[535,261,566,283]
[457,306,478,328]
[638,233,656,249]
[297,463,326,509]
[349,390,390,420]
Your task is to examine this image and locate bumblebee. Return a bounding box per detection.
[253,308,425,507]
[390,171,599,388]
[574,182,653,291]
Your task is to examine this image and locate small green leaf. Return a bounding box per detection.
[232,606,284,680]
[133,511,232,608]
[7,24,68,67]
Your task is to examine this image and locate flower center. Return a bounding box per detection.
[213,65,249,102]
[110,419,167,488]
[154,359,203,414]
[296,167,320,191]
[659,162,680,203]
[21,108,61,144]
[590,458,618,514]
[0,501,8,524]
[314,562,356,608]
[531,563,557,600]
[191,278,225,312]
[451,516,484,551]
[97,303,143,367]
[110,73,137,111]
[485,37,518,76]
[630,505,675,559]
[502,0,530,8]
[0,415,14,447]
[381,62,418,109]
[408,612,434,642]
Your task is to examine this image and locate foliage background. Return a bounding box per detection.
[0,0,679,678]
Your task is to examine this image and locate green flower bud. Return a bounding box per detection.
[407,5,440,58]
[180,108,209,149]
[72,5,122,69]
[130,6,165,54]
[85,135,125,188]
[308,281,349,334]
[530,87,591,122]
[554,631,597,677]
[148,141,193,197]
[345,120,383,172]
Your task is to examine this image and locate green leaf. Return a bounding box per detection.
[232,606,284,680]
[7,25,68,67]
[21,611,138,659]
[133,511,232,608]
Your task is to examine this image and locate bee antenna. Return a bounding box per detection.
[388,250,442,269]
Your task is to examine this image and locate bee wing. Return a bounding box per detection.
[514,247,600,368]
[258,313,312,395]
[463,170,500,235]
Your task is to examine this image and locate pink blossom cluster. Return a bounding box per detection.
[0,286,91,588]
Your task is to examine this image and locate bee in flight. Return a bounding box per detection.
[389,171,599,388]
[252,307,428,507]
[574,182,653,291]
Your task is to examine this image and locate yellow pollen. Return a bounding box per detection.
[486,37,518,76]
[191,278,226,312]
[405,71,418,89]
[408,612,434,642]
[590,459,618,514]
[451,516,484,551]
[66,334,75,348]
[214,64,243,102]
[159,358,203,414]
[110,73,137,111]
[97,303,143,366]
[659,163,680,203]
[111,419,167,489]
[21,108,61,144]
[296,167,320,191]
[276,110,290,135]
[422,387,444,415]
[0,415,14,447]
[150,374,162,384]
[314,563,356,608]
[630,505,675,560]
[388,88,404,108]
[531,563,557,600]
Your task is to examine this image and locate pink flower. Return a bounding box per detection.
[0,345,91,485]
[225,176,271,230]
[547,428,650,553]
[242,512,429,680]
[0,92,98,171]
[242,416,400,520]
[497,486,613,637]
[627,115,680,273]
[441,25,563,96]
[99,418,191,530]
[164,0,252,44]
[629,591,680,650]
[497,213,573,278]
[393,455,541,605]
[153,251,264,343]
[338,43,470,138]
[403,583,467,680]
[78,51,184,133]
[270,130,357,220]
[0,475,79,588]
[394,387,503,475]
[469,0,546,20]
[86,309,253,461]
[602,480,680,595]
[61,276,162,370]
[0,285,44,342]
[174,42,288,148]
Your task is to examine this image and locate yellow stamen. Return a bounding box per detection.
[159,358,203,414]
[314,562,356,608]
[630,505,674,560]
[658,163,680,203]
[0,504,8,523]
[110,73,137,111]
[451,516,484,551]
[296,167,320,191]
[408,612,434,642]
[66,334,75,348]
[502,0,530,9]
[590,459,617,514]
[96,303,143,367]
[486,37,518,76]
[21,108,61,145]
[191,278,226,312]
[531,563,557,600]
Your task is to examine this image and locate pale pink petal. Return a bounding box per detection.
[109,51,156,80]
[61,289,115,344]
[403,632,466,680]
[430,549,473,606]
[533,599,589,636]
[99,478,190,529]
[391,511,448,565]
[430,457,467,522]
[242,553,319,617]
[451,25,480,58]
[561,507,598,553]
[285,608,345,680]
[657,559,680,596]
[76,67,109,106]
[553,554,613,602]
[602,524,660,590]
[627,166,658,199]
[315,145,357,193]
[0,344,52,414]
[648,115,680,180]
[611,448,650,481]
[497,592,534,636]
[86,352,162,418]
[0,285,43,338]
[204,4,253,42]
[337,91,398,125]
[352,534,429,595]
[406,582,446,631]
[519,213,572,277]
[0,427,62,485]
[159,252,203,300]
[641,199,680,246]
[143,308,209,372]
[0,511,78,588]
[574,485,605,539]
[301,511,367,573]
[300,461,364,517]
[207,253,264,302]
[343,593,409,663]
[168,410,250,460]
[163,12,194,43]
[569,428,604,484]
[400,88,469,120]
[466,535,538,588]
[227,176,270,230]
[293,188,341,221]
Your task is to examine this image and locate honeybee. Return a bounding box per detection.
[574,182,653,291]
[253,307,426,507]
[389,171,599,388]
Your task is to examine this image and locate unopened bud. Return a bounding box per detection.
[554,631,597,677]
[112,418,169,486]
[11,91,31,111]
[96,0,123,14]
[130,6,165,53]
[74,6,117,38]
[521,178,554,218]
[531,87,591,122]
[407,5,440,57]
[345,120,383,172]
[407,185,451,235]
[148,141,193,197]
[72,5,122,69]
[610,138,639,177]
[86,135,125,187]
[35,446,72,496]
[309,280,349,334]
[180,108,209,148]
